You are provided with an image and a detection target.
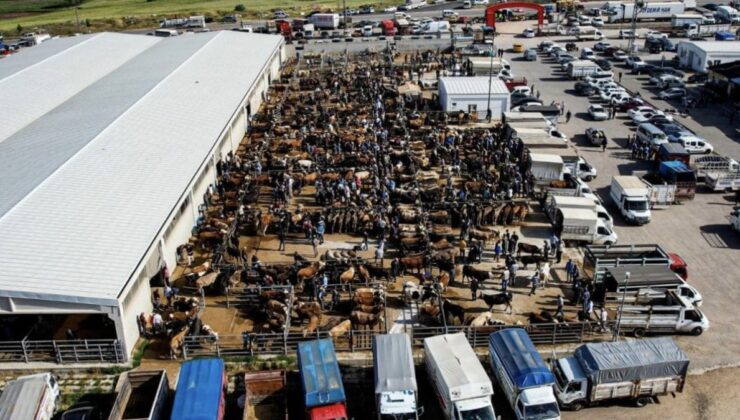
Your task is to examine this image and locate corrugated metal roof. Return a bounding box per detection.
[439,76,509,96]
[678,40,740,53]
[0,31,283,305]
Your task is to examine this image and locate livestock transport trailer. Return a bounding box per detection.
[171,359,227,420]
[108,370,168,420]
[242,370,288,420]
[297,339,348,420]
[584,244,673,283]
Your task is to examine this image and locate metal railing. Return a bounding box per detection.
[0,339,123,364]
[181,321,607,358]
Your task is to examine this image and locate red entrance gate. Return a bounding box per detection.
[485,2,545,31]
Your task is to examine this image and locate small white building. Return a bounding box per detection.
[676,41,740,72]
[438,77,510,120]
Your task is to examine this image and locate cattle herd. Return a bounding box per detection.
[150,49,566,354]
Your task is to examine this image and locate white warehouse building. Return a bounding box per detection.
[676,41,740,72]
[438,77,510,120]
[0,31,285,361]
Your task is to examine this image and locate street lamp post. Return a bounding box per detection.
[486,28,495,122]
[613,271,631,341]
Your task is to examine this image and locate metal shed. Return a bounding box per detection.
[438,77,510,120]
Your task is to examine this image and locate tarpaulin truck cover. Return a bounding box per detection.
[488,328,556,388]
[373,333,418,393]
[171,359,225,420]
[298,339,346,408]
[574,337,689,385]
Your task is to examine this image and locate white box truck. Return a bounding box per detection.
[610,176,651,225]
[546,195,613,230]
[373,334,422,419]
[309,13,340,29]
[554,338,689,410]
[575,26,604,40]
[0,373,59,420]
[716,5,740,23]
[604,2,685,22]
[489,329,561,420]
[567,60,602,79]
[424,333,496,420]
[671,13,704,26]
[530,153,565,186]
[554,207,618,246]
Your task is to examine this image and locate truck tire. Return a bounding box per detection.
[633,328,646,338]
[635,396,651,407]
[571,402,585,411]
[691,327,703,336]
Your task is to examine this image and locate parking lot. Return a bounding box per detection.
[483,21,740,373]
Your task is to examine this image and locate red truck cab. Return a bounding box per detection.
[668,252,688,280]
[381,20,396,36]
[308,403,348,420]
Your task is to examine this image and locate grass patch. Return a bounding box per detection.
[130,339,149,368]
[0,0,399,34]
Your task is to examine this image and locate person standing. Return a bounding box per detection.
[362,229,369,250]
[501,269,510,292]
[312,236,319,258]
[528,273,539,296]
[601,136,608,152]
[582,289,591,314]
[555,241,563,264]
[510,232,519,255]
[618,71,623,83]
[566,110,572,123]
[555,295,564,320]
[494,241,502,262]
[375,245,385,267]
[540,262,550,288]
[585,299,594,320]
[470,277,479,301]
[278,229,286,252]
[542,240,550,260]
[565,259,574,282]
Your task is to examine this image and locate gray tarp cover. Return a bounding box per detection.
[575,337,689,385]
[373,334,418,393]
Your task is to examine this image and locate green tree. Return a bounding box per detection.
[16,24,23,34]
[235,4,246,12]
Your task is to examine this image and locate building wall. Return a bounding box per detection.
[442,93,510,120]
[677,43,740,72]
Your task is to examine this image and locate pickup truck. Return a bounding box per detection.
[605,290,709,337]
[554,338,689,410]
[585,127,608,147]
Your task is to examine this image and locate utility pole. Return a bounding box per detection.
[627,0,641,53]
[613,271,630,341]
[486,28,495,122]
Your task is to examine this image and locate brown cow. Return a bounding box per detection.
[438,272,450,292]
[258,212,272,236]
[266,299,288,317]
[169,326,189,360]
[401,255,427,273]
[350,311,384,330]
[431,239,451,250]
[356,303,385,314]
[297,262,324,282]
[339,266,356,284]
[329,319,352,338]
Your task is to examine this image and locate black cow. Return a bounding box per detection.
[480,292,513,313]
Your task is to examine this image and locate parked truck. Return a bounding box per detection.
[605,290,709,336]
[309,13,340,29]
[598,265,702,306]
[553,338,689,410]
[657,161,696,200]
[108,370,168,420]
[553,207,618,245]
[671,13,703,26]
[583,243,688,283]
[381,19,397,36]
[424,333,496,420]
[546,194,613,229]
[567,60,601,79]
[530,153,565,186]
[488,329,561,420]
[373,334,421,419]
[0,373,59,420]
[575,26,604,40]
[610,176,651,224]
[171,359,227,420]
[603,2,685,22]
[638,172,677,207]
[298,339,348,420]
[241,371,288,420]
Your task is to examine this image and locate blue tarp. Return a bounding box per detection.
[298,339,346,408]
[660,160,690,173]
[489,329,555,389]
[171,359,224,420]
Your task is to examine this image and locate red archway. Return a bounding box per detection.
[485,2,544,32]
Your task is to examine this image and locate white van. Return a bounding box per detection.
[462,0,472,8]
[580,47,595,59]
[442,9,457,18]
[636,123,668,150]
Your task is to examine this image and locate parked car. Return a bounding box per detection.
[619,29,638,39]
[523,48,537,61]
[629,107,662,123]
[632,64,657,75]
[557,53,576,64]
[609,92,632,105]
[580,48,595,59]
[540,40,556,51]
[658,87,687,99]
[592,16,605,26]
[575,81,596,96]
[612,50,628,61]
[549,128,569,141]
[649,67,684,78]
[600,89,628,102]
[678,136,713,154]
[688,72,708,83]
[664,125,694,142]
[625,55,646,69]
[588,104,609,120]
[384,6,397,12]
[616,97,646,111]
[579,15,592,24]
[523,28,536,38]
[633,109,671,124]
[593,58,612,70]
[593,41,611,51]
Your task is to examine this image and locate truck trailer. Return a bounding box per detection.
[605,290,709,336]
[424,333,496,420]
[488,329,561,420]
[108,370,168,420]
[309,13,340,29]
[604,2,685,22]
[171,359,227,420]
[373,334,421,419]
[599,265,702,306]
[0,373,59,420]
[241,371,288,420]
[298,339,348,420]
[554,337,689,410]
[583,243,688,283]
[553,207,618,245]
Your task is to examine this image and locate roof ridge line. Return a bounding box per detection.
[0,33,219,225]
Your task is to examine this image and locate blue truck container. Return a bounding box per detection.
[297,339,348,419]
[488,329,560,420]
[715,31,737,40]
[171,359,226,420]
